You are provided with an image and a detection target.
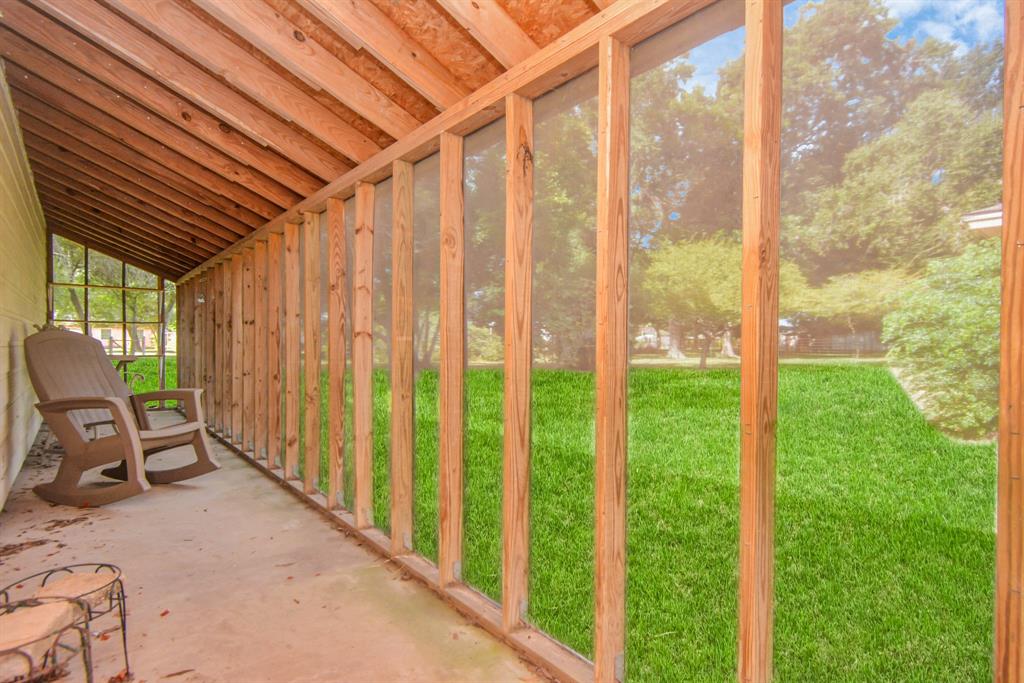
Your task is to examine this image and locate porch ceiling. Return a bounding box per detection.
[0,0,599,280]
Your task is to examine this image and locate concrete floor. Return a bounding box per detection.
[0,414,541,683]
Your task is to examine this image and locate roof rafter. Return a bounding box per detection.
[48,220,187,279]
[193,0,424,139]
[297,0,469,109]
[46,211,194,273]
[434,0,539,68]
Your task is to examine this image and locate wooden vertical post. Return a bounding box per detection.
[594,34,630,683]
[267,232,284,470]
[327,197,348,509]
[205,268,215,422]
[254,240,268,459]
[996,2,1024,680]
[222,261,233,437]
[231,253,244,443]
[303,211,323,494]
[178,282,188,390]
[391,160,415,555]
[502,92,533,634]
[737,1,782,681]
[285,222,302,480]
[193,277,202,392]
[243,247,255,451]
[353,181,376,528]
[213,264,223,432]
[439,131,465,588]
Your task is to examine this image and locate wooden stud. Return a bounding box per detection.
[391,160,415,555]
[439,132,465,588]
[177,282,186,390]
[285,222,302,480]
[434,0,539,68]
[243,248,256,451]
[267,232,284,469]
[737,1,782,681]
[303,211,323,494]
[222,260,233,437]
[326,197,348,509]
[502,93,534,634]
[594,35,630,683]
[231,254,244,443]
[353,182,376,528]
[996,1,1024,680]
[205,264,216,422]
[254,240,268,459]
[214,263,225,432]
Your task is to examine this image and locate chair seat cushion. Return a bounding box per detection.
[34,572,119,608]
[0,601,77,678]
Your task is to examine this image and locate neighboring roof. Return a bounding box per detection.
[961,203,1003,232]
[0,0,600,279]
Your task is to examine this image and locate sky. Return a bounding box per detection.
[684,0,1005,93]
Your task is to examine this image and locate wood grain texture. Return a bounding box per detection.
[254,240,268,459]
[594,35,629,683]
[439,132,465,588]
[267,232,284,469]
[435,0,539,67]
[284,222,302,480]
[391,160,414,554]
[204,267,215,421]
[243,248,255,451]
[996,2,1024,681]
[326,197,347,509]
[737,1,782,681]
[353,182,376,528]
[212,264,223,432]
[502,93,533,634]
[231,254,244,443]
[221,261,232,436]
[303,211,323,493]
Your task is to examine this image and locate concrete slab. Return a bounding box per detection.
[0,414,542,683]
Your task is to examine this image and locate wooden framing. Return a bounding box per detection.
[267,232,284,470]
[222,261,233,437]
[996,2,1024,681]
[435,0,539,68]
[284,222,302,480]
[243,248,256,451]
[737,1,782,680]
[204,266,216,421]
[594,35,630,683]
[326,197,348,509]
[303,212,323,494]
[353,182,376,528]
[214,263,225,432]
[231,254,244,443]
[502,93,534,635]
[254,240,268,460]
[438,132,465,588]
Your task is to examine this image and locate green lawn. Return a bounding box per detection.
[291,364,994,681]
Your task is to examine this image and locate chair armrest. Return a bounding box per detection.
[132,388,204,425]
[36,396,142,457]
[133,389,202,403]
[37,396,130,414]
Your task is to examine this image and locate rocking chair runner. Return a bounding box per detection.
[24,327,220,506]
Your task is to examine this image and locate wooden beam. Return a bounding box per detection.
[178,0,720,283]
[297,0,469,109]
[502,93,533,634]
[737,1,782,681]
[435,0,539,68]
[4,66,280,220]
[267,232,284,469]
[214,263,225,433]
[194,276,205,409]
[254,240,269,460]
[303,211,323,494]
[353,182,375,528]
[17,110,254,236]
[996,1,1024,680]
[0,22,311,205]
[223,259,234,439]
[594,35,629,683]
[231,254,244,443]
[326,197,348,509]
[243,247,256,452]
[284,221,302,480]
[47,221,180,280]
[93,0,380,163]
[205,266,217,424]
[438,132,465,588]
[192,0,421,139]
[391,160,414,555]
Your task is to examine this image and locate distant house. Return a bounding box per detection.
[962,203,1002,236]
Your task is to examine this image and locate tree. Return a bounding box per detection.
[882,241,1000,437]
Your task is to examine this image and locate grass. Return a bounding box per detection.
[288,363,994,681]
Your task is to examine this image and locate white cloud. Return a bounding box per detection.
[882,0,928,19]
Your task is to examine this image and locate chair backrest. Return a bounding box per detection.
[24,327,132,429]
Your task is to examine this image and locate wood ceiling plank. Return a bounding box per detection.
[4,67,279,221]
[297,0,469,109]
[24,131,241,245]
[434,0,539,68]
[48,222,184,280]
[83,0,381,161]
[0,10,331,195]
[27,146,232,251]
[193,0,421,139]
[16,106,256,236]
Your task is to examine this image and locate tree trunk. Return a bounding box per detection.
[721,329,738,358]
[667,323,686,360]
[699,334,712,370]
